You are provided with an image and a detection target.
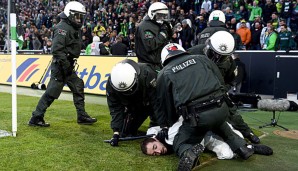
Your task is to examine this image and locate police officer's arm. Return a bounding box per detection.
[141,28,168,54]
[52,27,71,71]
[156,72,175,127]
[106,80,125,133]
[143,65,159,123]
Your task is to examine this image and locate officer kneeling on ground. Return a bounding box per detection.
[155,43,255,170]
[106,59,159,146]
[189,31,260,144]
[28,1,97,127]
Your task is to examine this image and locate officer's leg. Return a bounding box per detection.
[227,105,260,143]
[29,62,65,127]
[214,121,254,160]
[173,122,205,171]
[123,107,150,136]
[66,73,97,124]
[29,78,64,127]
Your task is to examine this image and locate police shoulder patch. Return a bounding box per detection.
[58,29,67,36]
[144,31,154,39]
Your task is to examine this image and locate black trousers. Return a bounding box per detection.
[173,102,247,157]
[32,60,86,117]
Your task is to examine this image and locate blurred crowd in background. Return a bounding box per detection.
[0,0,298,54]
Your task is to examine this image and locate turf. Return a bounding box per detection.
[1,92,298,171]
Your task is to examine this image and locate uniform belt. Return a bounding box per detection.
[178,95,224,122]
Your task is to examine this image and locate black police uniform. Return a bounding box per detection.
[196,20,228,45]
[135,15,170,69]
[188,44,259,143]
[106,63,158,136]
[156,53,247,158]
[29,13,96,126]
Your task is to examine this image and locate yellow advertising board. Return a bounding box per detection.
[0,55,137,95]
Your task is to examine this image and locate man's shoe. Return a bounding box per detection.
[247,132,260,144]
[28,116,50,127]
[235,145,254,160]
[77,114,97,125]
[252,144,273,155]
[178,144,205,171]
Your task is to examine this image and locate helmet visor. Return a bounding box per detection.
[155,13,169,21]
[70,10,86,24]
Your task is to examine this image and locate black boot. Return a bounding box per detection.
[235,145,254,160]
[252,144,273,155]
[28,116,50,127]
[247,132,260,144]
[77,113,97,125]
[178,144,205,171]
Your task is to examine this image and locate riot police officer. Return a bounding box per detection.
[189,31,260,144]
[107,59,159,146]
[156,42,253,170]
[196,10,228,45]
[135,2,172,70]
[28,1,97,127]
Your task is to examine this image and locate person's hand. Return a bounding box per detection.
[110,134,119,146]
[156,127,168,141]
[161,22,173,39]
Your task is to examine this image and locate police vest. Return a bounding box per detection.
[91,42,102,55]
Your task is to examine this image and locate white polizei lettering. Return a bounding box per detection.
[172,59,197,73]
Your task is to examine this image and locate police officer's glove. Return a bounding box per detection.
[164,22,173,38]
[156,127,168,141]
[110,134,120,146]
[160,23,172,39]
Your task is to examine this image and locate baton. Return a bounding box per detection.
[104,134,155,143]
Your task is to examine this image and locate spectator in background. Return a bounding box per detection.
[277,19,292,32]
[180,19,192,49]
[263,25,278,50]
[221,0,233,11]
[260,20,273,48]
[82,27,92,45]
[271,12,280,29]
[99,36,110,55]
[250,21,262,50]
[127,33,135,52]
[43,39,52,54]
[32,35,41,50]
[276,0,284,16]
[237,19,251,49]
[236,18,250,30]
[201,0,212,13]
[85,36,101,55]
[238,5,249,22]
[280,0,293,27]
[224,7,234,23]
[110,36,127,56]
[195,16,207,36]
[228,24,244,50]
[94,21,106,38]
[248,1,262,23]
[262,0,277,23]
[275,24,296,52]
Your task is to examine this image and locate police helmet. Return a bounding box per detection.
[148,2,169,24]
[208,10,226,23]
[161,43,187,65]
[64,1,86,28]
[110,59,140,95]
[204,31,235,62]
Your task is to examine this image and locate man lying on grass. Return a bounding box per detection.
[141,116,273,166]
